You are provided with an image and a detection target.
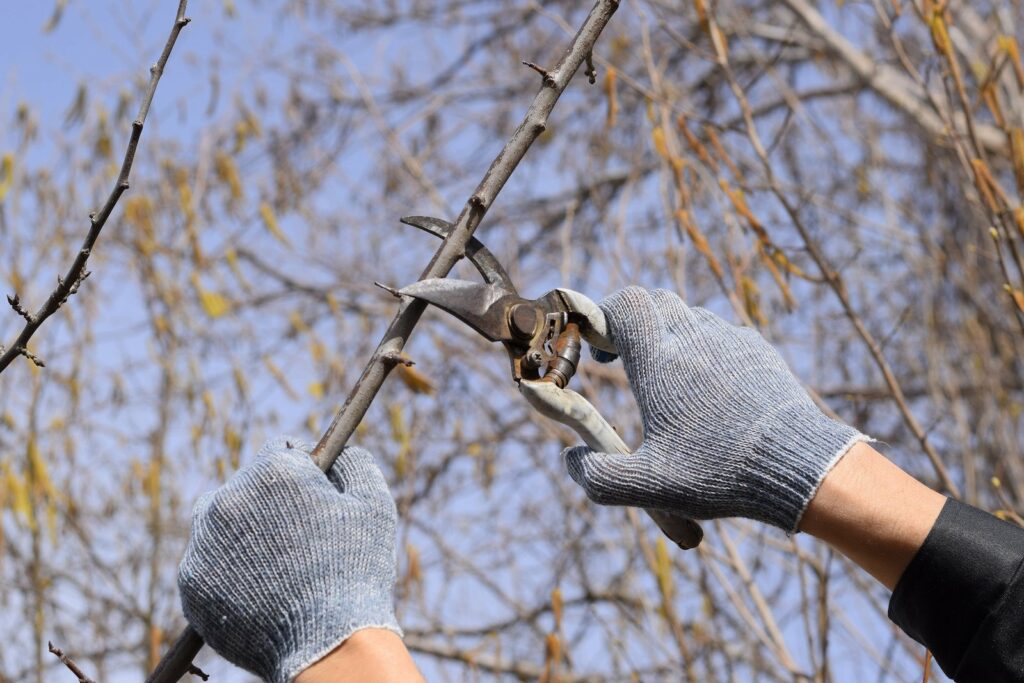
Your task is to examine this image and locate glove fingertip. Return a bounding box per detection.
[329,447,395,512]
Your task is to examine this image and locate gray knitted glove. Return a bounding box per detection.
[564,287,867,533]
[178,436,401,683]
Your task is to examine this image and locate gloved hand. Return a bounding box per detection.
[563,287,867,533]
[178,436,401,683]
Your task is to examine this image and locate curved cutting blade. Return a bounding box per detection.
[399,278,521,342]
[400,216,514,289]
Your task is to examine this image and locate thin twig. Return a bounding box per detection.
[147,1,620,679]
[0,1,190,374]
[47,642,97,683]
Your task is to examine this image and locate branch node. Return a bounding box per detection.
[381,350,415,367]
[374,282,403,298]
[584,52,597,84]
[522,61,556,86]
[7,294,34,324]
[469,194,487,209]
[179,17,193,28]
[19,347,45,367]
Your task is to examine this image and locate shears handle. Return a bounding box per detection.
[519,379,703,550]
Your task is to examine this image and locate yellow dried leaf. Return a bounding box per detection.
[3,459,32,529]
[654,537,674,601]
[46,501,57,545]
[289,310,309,335]
[678,116,716,171]
[389,404,412,478]
[232,364,249,396]
[704,126,742,180]
[144,458,161,503]
[0,153,15,202]
[308,381,325,399]
[202,390,216,419]
[28,437,56,500]
[551,588,564,629]
[1011,130,1024,195]
[652,126,669,160]
[692,0,707,22]
[603,68,618,128]
[405,542,422,587]
[198,289,231,319]
[149,625,164,670]
[1011,288,1024,313]
[326,292,341,315]
[263,356,299,400]
[998,35,1024,87]
[677,210,725,280]
[224,426,242,468]
[309,338,326,363]
[544,632,561,667]
[214,151,243,202]
[191,273,232,318]
[739,276,766,326]
[929,13,952,58]
[224,247,251,290]
[260,201,291,246]
[396,364,434,395]
[771,249,809,279]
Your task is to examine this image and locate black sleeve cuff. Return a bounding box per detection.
[888,498,1024,681]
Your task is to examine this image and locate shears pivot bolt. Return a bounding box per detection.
[508,303,538,339]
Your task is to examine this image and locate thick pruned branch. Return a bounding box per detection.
[147,1,621,678]
[0,1,190,374]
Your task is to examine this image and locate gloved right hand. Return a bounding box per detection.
[563,287,867,533]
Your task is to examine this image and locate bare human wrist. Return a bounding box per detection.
[295,628,424,683]
[800,442,946,590]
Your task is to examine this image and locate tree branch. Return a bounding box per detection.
[310,0,620,469]
[47,642,96,683]
[0,1,190,374]
[147,1,621,678]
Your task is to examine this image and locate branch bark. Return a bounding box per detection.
[0,1,190,374]
[47,642,96,683]
[148,1,622,679]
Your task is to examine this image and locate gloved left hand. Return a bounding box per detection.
[178,436,401,683]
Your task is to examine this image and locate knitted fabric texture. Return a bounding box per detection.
[564,287,867,533]
[178,437,401,683]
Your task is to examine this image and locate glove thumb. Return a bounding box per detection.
[563,445,649,506]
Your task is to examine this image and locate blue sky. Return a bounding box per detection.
[0,2,953,681]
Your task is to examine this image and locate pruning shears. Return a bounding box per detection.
[397,216,703,550]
